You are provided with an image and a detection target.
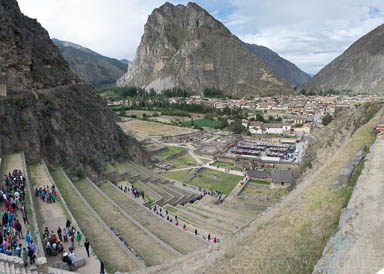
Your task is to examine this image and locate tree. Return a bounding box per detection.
[229,120,245,134]
[256,113,265,122]
[322,113,333,126]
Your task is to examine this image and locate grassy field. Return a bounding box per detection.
[182,119,221,128]
[157,146,185,159]
[167,153,198,169]
[73,178,177,266]
[213,161,242,171]
[162,169,196,183]
[100,183,207,254]
[118,119,197,136]
[50,168,138,273]
[190,169,242,195]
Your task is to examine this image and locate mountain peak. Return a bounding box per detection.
[117,2,292,96]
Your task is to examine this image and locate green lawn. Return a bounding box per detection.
[162,169,196,183]
[182,119,221,128]
[157,146,185,159]
[249,179,270,185]
[167,153,198,169]
[190,168,242,195]
[213,161,242,171]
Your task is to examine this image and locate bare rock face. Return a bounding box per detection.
[0,0,150,175]
[117,2,292,96]
[0,84,150,176]
[302,24,384,93]
[0,0,78,89]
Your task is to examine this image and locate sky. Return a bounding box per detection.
[17,0,384,75]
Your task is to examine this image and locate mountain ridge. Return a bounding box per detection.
[302,24,384,93]
[243,42,310,87]
[53,38,128,86]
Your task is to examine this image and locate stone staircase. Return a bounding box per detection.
[0,255,77,274]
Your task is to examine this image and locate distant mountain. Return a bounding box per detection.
[117,2,293,96]
[52,38,127,86]
[243,43,310,87]
[120,59,131,65]
[302,24,384,93]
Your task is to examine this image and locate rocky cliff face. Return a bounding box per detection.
[302,24,384,93]
[53,39,128,86]
[0,85,149,175]
[243,43,310,87]
[117,2,292,96]
[0,0,78,89]
[0,0,150,175]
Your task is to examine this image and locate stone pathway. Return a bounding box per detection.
[29,163,99,274]
[0,153,36,254]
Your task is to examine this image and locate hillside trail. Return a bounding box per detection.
[30,163,99,274]
[320,136,384,274]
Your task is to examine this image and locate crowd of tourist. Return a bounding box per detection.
[1,169,36,266]
[35,185,58,203]
[116,183,145,199]
[43,219,86,270]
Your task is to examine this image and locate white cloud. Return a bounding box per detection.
[16,0,384,74]
[223,0,384,74]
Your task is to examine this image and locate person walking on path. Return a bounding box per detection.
[100,261,105,274]
[70,233,75,250]
[84,239,90,257]
[76,231,82,246]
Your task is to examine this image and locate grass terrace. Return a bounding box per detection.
[213,161,242,171]
[157,146,185,159]
[73,178,177,266]
[162,169,196,183]
[50,167,138,273]
[190,169,242,195]
[167,153,198,169]
[99,182,207,254]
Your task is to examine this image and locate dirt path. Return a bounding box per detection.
[29,164,99,274]
[313,136,384,274]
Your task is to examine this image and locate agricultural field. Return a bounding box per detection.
[150,115,192,124]
[191,168,242,195]
[118,119,197,137]
[125,110,158,118]
[182,119,221,128]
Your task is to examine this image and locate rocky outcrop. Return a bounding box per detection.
[0,0,78,89]
[0,85,150,176]
[117,2,293,96]
[243,43,310,87]
[53,38,128,86]
[302,24,384,93]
